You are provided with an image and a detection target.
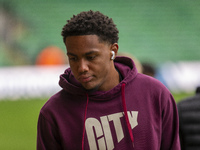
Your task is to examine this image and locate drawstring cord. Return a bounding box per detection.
[82,93,89,150]
[81,84,134,149]
[121,83,134,148]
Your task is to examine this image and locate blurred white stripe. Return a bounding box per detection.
[157,61,200,93]
[1,61,200,100]
[0,65,69,100]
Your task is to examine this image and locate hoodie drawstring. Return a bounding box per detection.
[121,83,134,148]
[82,84,134,149]
[82,93,89,150]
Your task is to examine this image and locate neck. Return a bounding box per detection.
[103,66,120,91]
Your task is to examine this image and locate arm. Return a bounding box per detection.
[37,113,62,150]
[161,94,181,150]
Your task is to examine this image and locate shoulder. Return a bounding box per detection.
[131,73,174,107]
[40,89,85,117]
[40,90,66,115]
[135,73,170,93]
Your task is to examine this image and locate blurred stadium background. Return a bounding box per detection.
[0,0,200,149]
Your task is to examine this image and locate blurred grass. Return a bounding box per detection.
[0,99,47,150]
[0,93,194,150]
[172,92,194,103]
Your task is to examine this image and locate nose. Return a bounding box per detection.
[78,59,89,73]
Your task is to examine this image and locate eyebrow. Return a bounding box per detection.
[67,52,76,56]
[85,50,99,55]
[67,50,99,56]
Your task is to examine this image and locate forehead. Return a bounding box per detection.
[65,35,110,53]
[66,34,99,43]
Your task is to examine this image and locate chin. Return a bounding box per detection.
[83,83,101,92]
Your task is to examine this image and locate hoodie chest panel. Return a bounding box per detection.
[84,110,138,150]
[83,91,162,150]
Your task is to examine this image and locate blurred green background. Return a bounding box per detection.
[0,0,200,66]
[0,0,199,149]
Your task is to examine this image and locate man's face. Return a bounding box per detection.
[65,35,114,91]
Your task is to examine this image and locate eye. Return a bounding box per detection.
[68,56,78,61]
[87,55,96,60]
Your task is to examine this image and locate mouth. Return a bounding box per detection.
[78,75,93,83]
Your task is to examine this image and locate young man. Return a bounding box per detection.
[37,10,180,150]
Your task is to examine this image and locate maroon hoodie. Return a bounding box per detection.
[37,56,180,150]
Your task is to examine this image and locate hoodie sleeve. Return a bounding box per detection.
[37,112,62,150]
[160,94,180,150]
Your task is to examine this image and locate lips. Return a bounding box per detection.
[78,75,93,83]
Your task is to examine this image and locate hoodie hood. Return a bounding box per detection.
[59,56,138,99]
[59,56,138,100]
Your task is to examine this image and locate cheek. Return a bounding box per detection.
[69,62,78,76]
[92,59,111,77]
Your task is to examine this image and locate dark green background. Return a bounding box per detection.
[0,0,200,66]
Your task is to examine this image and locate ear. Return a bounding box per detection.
[110,43,119,60]
[110,43,119,55]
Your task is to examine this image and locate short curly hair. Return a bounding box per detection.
[61,10,119,44]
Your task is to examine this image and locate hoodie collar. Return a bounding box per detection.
[59,56,138,100]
